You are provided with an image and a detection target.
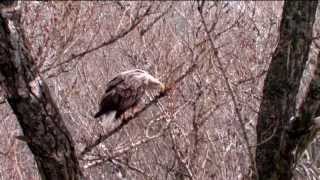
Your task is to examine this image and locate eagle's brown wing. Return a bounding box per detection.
[115,80,145,118]
[104,75,125,93]
[94,74,145,119]
[94,75,124,118]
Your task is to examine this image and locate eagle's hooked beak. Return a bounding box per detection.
[159,83,166,93]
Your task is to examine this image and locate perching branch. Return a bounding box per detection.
[83,98,193,170]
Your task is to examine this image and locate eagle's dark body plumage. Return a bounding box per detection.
[94,69,164,121]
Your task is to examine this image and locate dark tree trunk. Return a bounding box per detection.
[255,1,318,180]
[0,8,82,180]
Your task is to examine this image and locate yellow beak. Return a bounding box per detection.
[160,83,166,92]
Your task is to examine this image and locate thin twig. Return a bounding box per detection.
[139,3,173,36]
[197,1,256,176]
[41,6,152,74]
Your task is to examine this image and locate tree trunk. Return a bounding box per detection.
[255,1,318,180]
[0,8,82,180]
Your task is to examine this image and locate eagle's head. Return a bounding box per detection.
[148,77,165,93]
[127,69,165,92]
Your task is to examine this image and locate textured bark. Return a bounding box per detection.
[0,11,82,180]
[290,53,320,165]
[255,1,318,180]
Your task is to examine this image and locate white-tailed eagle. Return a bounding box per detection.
[94,69,165,121]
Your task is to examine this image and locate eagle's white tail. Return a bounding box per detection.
[104,111,117,122]
[100,111,117,127]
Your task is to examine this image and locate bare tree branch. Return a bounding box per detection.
[196,1,256,175]
[41,5,152,74]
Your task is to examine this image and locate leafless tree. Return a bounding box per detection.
[0,2,82,179]
[1,1,320,180]
[255,1,319,180]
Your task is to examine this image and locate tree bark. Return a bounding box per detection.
[0,8,82,180]
[255,1,318,180]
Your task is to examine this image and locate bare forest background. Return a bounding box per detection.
[1,1,320,180]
